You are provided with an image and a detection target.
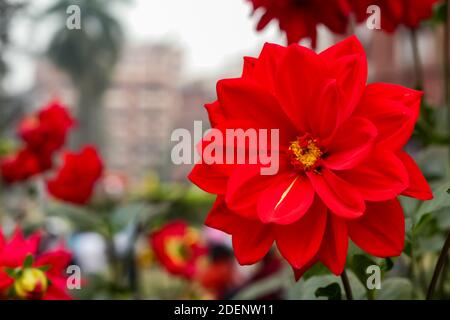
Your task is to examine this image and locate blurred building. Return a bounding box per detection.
[32,43,184,185]
[102,44,182,182]
[169,79,215,181]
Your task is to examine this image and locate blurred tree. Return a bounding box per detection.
[0,0,27,133]
[41,0,129,147]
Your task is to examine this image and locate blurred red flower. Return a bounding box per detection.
[0,100,75,184]
[247,0,351,47]
[150,221,208,279]
[46,146,103,205]
[17,100,75,171]
[0,148,42,183]
[189,36,433,278]
[349,0,439,32]
[0,228,72,300]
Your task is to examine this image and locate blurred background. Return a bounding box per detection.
[0,0,449,300]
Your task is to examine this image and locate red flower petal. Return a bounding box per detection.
[275,198,327,269]
[348,199,405,257]
[308,168,365,218]
[275,44,324,133]
[318,214,348,275]
[205,101,225,128]
[252,43,287,91]
[324,117,378,170]
[399,152,433,200]
[320,36,368,122]
[217,78,297,143]
[242,56,258,79]
[308,79,343,141]
[188,162,232,195]
[337,149,409,201]
[258,174,315,225]
[206,196,274,265]
[35,250,72,275]
[225,164,281,219]
[355,83,422,150]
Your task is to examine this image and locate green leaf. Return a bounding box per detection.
[302,263,330,280]
[315,283,342,300]
[287,271,367,300]
[37,265,51,272]
[403,241,412,257]
[414,213,439,237]
[416,182,450,222]
[5,268,17,278]
[431,1,447,25]
[23,254,34,268]
[380,258,394,272]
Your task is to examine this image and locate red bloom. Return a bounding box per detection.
[189,36,433,278]
[18,100,74,170]
[150,221,208,279]
[247,0,351,47]
[0,148,42,183]
[0,228,72,300]
[0,100,75,184]
[46,146,103,205]
[349,0,439,32]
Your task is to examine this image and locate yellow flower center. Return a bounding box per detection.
[14,268,48,300]
[288,135,323,171]
[165,228,199,266]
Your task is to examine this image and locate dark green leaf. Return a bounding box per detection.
[5,268,17,278]
[380,258,394,272]
[315,283,342,300]
[23,254,34,268]
[302,263,329,280]
[37,265,51,272]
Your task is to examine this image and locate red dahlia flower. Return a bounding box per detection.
[18,100,75,171]
[247,0,351,47]
[150,221,208,279]
[46,146,103,205]
[189,36,432,278]
[349,0,439,32]
[0,100,75,184]
[0,228,72,300]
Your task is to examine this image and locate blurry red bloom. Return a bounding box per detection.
[0,100,75,184]
[46,146,103,205]
[0,148,42,183]
[0,228,72,300]
[349,0,439,32]
[189,36,433,278]
[150,221,208,279]
[18,100,74,168]
[247,0,351,47]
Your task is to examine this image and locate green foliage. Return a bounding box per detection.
[286,271,366,300]
[429,1,448,25]
[315,283,342,300]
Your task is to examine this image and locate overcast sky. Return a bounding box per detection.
[6,0,288,92]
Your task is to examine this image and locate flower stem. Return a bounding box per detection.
[410,29,424,90]
[341,270,353,300]
[426,231,450,299]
